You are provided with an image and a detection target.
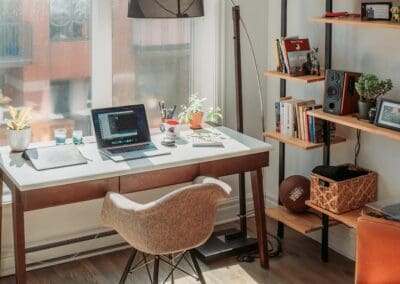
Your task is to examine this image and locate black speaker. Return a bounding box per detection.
[323,69,345,114]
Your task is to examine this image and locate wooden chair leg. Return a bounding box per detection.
[119,248,137,284]
[189,251,206,284]
[152,255,160,284]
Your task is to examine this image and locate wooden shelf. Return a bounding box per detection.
[266,206,332,234]
[307,109,400,142]
[264,131,346,150]
[309,17,400,30]
[305,201,361,229]
[264,70,325,83]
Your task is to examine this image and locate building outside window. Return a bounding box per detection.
[49,0,90,41]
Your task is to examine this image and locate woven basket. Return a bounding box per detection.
[310,164,378,214]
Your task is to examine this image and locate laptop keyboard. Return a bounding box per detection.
[108,144,156,154]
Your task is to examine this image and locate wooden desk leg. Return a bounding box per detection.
[11,189,26,284]
[251,168,269,269]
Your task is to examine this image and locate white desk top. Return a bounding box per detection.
[0,126,272,191]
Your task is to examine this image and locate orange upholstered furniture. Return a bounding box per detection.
[356,215,400,284]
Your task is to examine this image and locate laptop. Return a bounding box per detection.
[91,105,170,162]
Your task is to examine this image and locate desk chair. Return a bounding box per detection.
[356,215,400,284]
[101,176,232,284]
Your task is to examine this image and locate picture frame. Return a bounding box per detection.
[361,2,392,21]
[374,98,400,131]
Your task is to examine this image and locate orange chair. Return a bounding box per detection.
[356,215,400,284]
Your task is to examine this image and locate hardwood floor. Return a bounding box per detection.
[0,218,355,284]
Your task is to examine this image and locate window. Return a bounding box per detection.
[0,0,222,147]
[49,0,90,41]
[0,0,92,146]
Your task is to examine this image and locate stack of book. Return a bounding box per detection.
[275,36,311,76]
[275,97,336,143]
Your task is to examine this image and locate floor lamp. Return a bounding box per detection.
[128,0,269,262]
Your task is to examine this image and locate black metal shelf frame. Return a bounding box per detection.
[277,0,333,262]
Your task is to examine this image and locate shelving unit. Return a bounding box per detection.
[266,206,338,234]
[263,0,333,263]
[263,131,346,150]
[264,70,325,83]
[305,201,361,229]
[308,109,400,142]
[309,16,400,30]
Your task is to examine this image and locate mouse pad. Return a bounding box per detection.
[23,144,88,171]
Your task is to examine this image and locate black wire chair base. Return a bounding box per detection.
[119,248,206,284]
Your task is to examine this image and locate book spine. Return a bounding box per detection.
[280,102,285,134]
[274,39,282,72]
[304,108,310,142]
[275,102,281,132]
[278,39,288,73]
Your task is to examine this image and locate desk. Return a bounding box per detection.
[0,126,271,284]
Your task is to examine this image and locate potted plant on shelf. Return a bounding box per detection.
[4,106,32,152]
[178,94,223,129]
[355,74,393,120]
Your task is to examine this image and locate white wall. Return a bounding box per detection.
[224,0,400,260]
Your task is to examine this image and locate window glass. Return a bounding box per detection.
[0,0,92,146]
[112,0,192,127]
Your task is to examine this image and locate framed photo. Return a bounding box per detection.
[361,2,392,21]
[375,98,400,131]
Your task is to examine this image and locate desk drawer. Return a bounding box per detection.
[21,178,119,211]
[120,165,199,194]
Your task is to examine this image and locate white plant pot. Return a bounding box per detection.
[7,128,31,152]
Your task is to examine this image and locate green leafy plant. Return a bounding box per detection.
[355,74,393,102]
[178,94,224,124]
[4,106,32,131]
[178,94,206,123]
[207,106,223,123]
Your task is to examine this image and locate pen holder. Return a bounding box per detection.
[160,120,181,140]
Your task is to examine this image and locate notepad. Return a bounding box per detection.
[23,144,88,171]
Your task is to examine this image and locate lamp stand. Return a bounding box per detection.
[194,6,258,263]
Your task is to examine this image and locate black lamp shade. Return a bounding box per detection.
[128,0,204,18]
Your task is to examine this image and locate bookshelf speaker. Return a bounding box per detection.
[323,69,361,115]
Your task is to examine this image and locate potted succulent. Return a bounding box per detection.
[355,74,393,120]
[0,89,12,123]
[4,106,32,152]
[178,94,223,129]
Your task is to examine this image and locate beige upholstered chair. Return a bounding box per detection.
[101,176,232,284]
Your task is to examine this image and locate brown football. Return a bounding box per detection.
[279,175,310,213]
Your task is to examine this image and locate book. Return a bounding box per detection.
[294,100,315,140]
[275,101,281,132]
[277,39,287,73]
[274,39,282,72]
[282,38,311,76]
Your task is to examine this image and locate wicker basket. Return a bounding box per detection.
[310,164,378,214]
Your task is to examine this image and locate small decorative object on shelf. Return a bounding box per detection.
[374,98,400,131]
[309,48,321,76]
[4,106,32,152]
[178,94,223,129]
[369,107,377,124]
[391,5,400,23]
[355,74,393,120]
[361,2,392,21]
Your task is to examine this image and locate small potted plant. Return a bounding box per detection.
[179,94,223,129]
[355,74,393,120]
[4,106,32,152]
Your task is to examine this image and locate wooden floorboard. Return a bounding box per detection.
[0,218,355,284]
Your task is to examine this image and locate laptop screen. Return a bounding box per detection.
[91,105,151,148]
